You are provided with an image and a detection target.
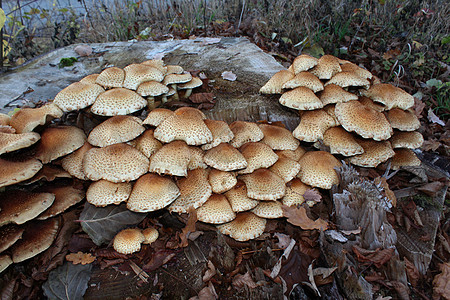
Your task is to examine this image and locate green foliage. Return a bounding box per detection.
[58,57,78,68]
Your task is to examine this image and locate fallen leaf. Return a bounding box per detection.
[74,45,93,57]
[428,108,445,126]
[189,282,218,300]
[382,48,401,60]
[189,93,215,104]
[341,228,361,235]
[325,230,348,243]
[274,232,292,249]
[416,181,445,196]
[390,281,410,300]
[282,205,328,230]
[65,252,96,265]
[179,207,198,248]
[232,271,258,289]
[433,262,450,300]
[374,177,397,207]
[352,246,395,268]
[413,98,426,118]
[221,71,237,81]
[422,139,441,151]
[312,266,337,281]
[403,257,419,287]
[203,260,217,282]
[270,238,296,279]
[277,249,311,295]
[302,189,322,203]
[307,263,321,297]
[143,249,176,272]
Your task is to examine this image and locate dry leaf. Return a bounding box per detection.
[428,108,445,126]
[352,246,394,268]
[302,189,322,203]
[221,71,237,81]
[65,252,96,265]
[404,257,419,287]
[143,249,176,272]
[416,181,445,196]
[325,230,348,243]
[282,205,328,231]
[74,45,93,57]
[382,49,401,60]
[433,262,450,300]
[203,260,217,282]
[189,93,215,104]
[232,271,258,289]
[179,207,198,248]
[413,98,426,118]
[312,267,337,286]
[422,139,441,151]
[390,281,410,300]
[274,232,292,249]
[374,177,397,207]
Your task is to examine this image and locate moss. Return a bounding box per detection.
[58,57,78,68]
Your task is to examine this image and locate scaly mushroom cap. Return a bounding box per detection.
[326,71,370,88]
[83,143,149,182]
[323,104,340,125]
[143,108,175,127]
[217,212,266,242]
[168,168,212,213]
[208,169,237,194]
[149,140,191,177]
[229,121,264,148]
[340,62,372,79]
[129,129,163,158]
[9,103,63,134]
[297,151,341,189]
[53,82,105,112]
[391,148,421,170]
[252,201,283,219]
[201,119,234,150]
[335,100,393,141]
[238,142,279,174]
[282,179,310,206]
[224,181,259,212]
[197,194,236,224]
[87,180,132,207]
[163,73,192,86]
[322,126,364,156]
[61,142,93,180]
[348,139,395,168]
[258,123,299,150]
[390,131,423,149]
[362,83,414,110]
[28,165,71,184]
[122,64,165,90]
[36,186,85,220]
[127,174,180,212]
[310,55,342,79]
[282,71,324,92]
[136,81,169,97]
[319,84,359,106]
[174,107,207,119]
[385,108,420,131]
[0,225,24,253]
[11,218,60,263]
[113,228,145,254]
[0,158,43,188]
[279,86,323,110]
[0,132,40,155]
[35,126,87,164]
[0,113,11,125]
[79,73,100,85]
[88,116,145,147]
[141,59,167,73]
[91,88,147,116]
[142,227,159,244]
[239,169,285,201]
[259,70,294,94]
[165,65,184,75]
[188,146,208,170]
[359,96,386,112]
[276,146,307,161]
[178,77,203,90]
[269,156,301,183]
[203,143,248,171]
[293,109,336,142]
[0,255,12,273]
[292,54,318,74]
[96,67,125,88]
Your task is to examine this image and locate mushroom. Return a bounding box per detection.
[0,131,40,155]
[95,67,125,88]
[61,142,93,180]
[87,180,132,207]
[178,77,203,98]
[79,73,100,85]
[53,82,105,112]
[87,115,145,147]
[217,212,266,242]
[136,81,169,107]
[0,255,13,273]
[390,131,424,149]
[252,201,284,219]
[269,156,301,183]
[391,148,421,170]
[292,109,337,142]
[385,108,420,131]
[196,194,236,224]
[224,181,259,212]
[258,123,299,151]
[297,151,341,189]
[188,146,208,170]
[340,62,372,79]
[229,121,264,148]
[282,71,324,92]
[203,143,248,172]
[9,103,63,134]
[362,83,414,110]
[325,71,370,89]
[90,88,147,116]
[122,64,164,90]
[142,227,159,244]
[143,108,175,127]
[208,169,237,194]
[128,129,163,158]
[149,140,191,177]
[162,73,193,100]
[141,59,167,73]
[36,185,85,220]
[0,225,25,253]
[321,126,364,156]
[319,84,358,106]
[259,70,294,94]
[309,54,342,80]
[237,142,279,174]
[348,139,395,168]
[279,86,323,111]
[201,119,234,150]
[239,169,286,201]
[113,228,145,254]
[0,158,43,188]
[291,54,318,74]
[281,179,311,207]
[275,146,307,161]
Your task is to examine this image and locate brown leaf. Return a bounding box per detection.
[416,182,445,197]
[65,252,96,265]
[278,249,311,295]
[190,282,218,300]
[428,108,445,126]
[432,262,450,300]
[189,93,215,104]
[203,260,217,282]
[282,205,328,230]
[274,233,292,249]
[179,207,198,248]
[404,257,419,287]
[302,189,322,203]
[422,139,441,151]
[390,281,410,300]
[413,98,426,118]
[374,177,397,207]
[312,267,337,286]
[352,246,394,268]
[143,249,176,272]
[232,271,258,289]
[382,49,401,60]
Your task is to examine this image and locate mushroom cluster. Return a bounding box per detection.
[260,54,423,169]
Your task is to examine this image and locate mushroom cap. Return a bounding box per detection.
[123,64,165,90]
[129,129,163,158]
[141,59,167,73]
[348,139,395,168]
[96,67,125,88]
[323,104,340,125]
[325,71,370,88]
[391,148,421,170]
[362,83,414,110]
[127,174,180,212]
[113,228,145,254]
[162,73,193,85]
[0,225,25,253]
[282,179,310,206]
[83,143,149,182]
[259,70,294,94]
[322,126,364,156]
[28,165,72,184]
[279,86,323,110]
[174,107,207,119]
[11,218,60,263]
[224,181,259,212]
[61,142,93,180]
[165,65,184,75]
[258,123,299,150]
[237,142,279,174]
[390,131,423,149]
[201,119,234,150]
[197,194,236,224]
[340,62,372,79]
[143,108,175,127]
[79,73,100,85]
[36,185,85,220]
[88,116,145,147]
[297,151,341,189]
[142,227,159,244]
[91,88,147,116]
[385,108,420,131]
[10,103,63,134]
[136,81,169,97]
[149,140,191,177]
[168,168,212,213]
[292,54,319,74]
[203,142,248,171]
[269,156,301,183]
[239,169,286,201]
[359,96,386,112]
[87,180,132,207]
[35,126,87,164]
[252,201,283,219]
[208,169,237,194]
[0,158,43,188]
[53,82,105,112]
[292,109,336,142]
[0,113,10,126]
[178,77,203,90]
[275,146,307,161]
[319,84,359,106]
[229,121,264,148]
[282,71,324,92]
[188,146,207,170]
[0,255,12,273]
[217,212,266,242]
[335,100,393,141]
[310,55,342,79]
[0,132,40,155]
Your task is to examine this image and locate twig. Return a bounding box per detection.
[5,0,38,16]
[235,0,245,36]
[129,261,149,283]
[5,87,34,106]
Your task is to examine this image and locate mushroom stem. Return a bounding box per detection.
[147,96,155,109]
[184,88,193,98]
[171,84,179,100]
